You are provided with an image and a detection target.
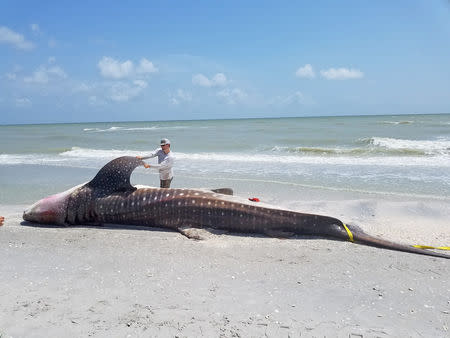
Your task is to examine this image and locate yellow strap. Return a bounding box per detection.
[413,245,450,251]
[342,223,354,242]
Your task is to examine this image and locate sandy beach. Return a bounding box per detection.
[1,198,449,337]
[2,0,450,335]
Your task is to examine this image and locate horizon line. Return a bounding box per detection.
[1,112,449,127]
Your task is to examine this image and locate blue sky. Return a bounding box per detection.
[1,0,449,124]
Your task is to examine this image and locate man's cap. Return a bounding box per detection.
[160,138,171,146]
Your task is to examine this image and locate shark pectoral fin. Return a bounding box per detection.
[205,228,229,236]
[178,226,214,240]
[264,229,295,239]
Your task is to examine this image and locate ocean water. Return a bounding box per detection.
[1,114,449,205]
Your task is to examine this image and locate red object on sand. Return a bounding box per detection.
[248,197,260,202]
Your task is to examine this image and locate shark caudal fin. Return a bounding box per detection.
[344,223,450,259]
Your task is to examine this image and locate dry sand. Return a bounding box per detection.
[0,199,449,337]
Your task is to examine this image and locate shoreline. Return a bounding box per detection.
[1,199,449,337]
[2,162,450,206]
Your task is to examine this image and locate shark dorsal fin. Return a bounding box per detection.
[86,156,144,193]
[211,188,233,195]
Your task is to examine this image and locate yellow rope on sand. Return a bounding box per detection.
[413,245,450,251]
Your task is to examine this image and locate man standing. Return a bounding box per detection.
[137,138,175,188]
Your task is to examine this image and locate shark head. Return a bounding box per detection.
[23,184,82,225]
[23,157,145,226]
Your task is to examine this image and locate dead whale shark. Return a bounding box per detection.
[23,156,449,259]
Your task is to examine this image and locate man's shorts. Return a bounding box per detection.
[160,178,173,188]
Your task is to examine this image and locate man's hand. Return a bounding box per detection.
[144,164,151,169]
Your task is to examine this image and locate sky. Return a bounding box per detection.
[1,0,450,124]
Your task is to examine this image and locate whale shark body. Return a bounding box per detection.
[23,156,449,259]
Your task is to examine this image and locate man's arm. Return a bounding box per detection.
[151,155,174,170]
[137,148,159,160]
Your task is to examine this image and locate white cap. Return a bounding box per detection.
[160,138,171,146]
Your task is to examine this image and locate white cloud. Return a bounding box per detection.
[176,89,192,101]
[30,24,41,35]
[109,81,147,102]
[192,73,227,87]
[48,38,56,48]
[295,64,315,78]
[47,66,67,78]
[74,73,149,104]
[89,96,98,105]
[48,56,56,64]
[15,97,32,108]
[98,57,134,79]
[4,65,22,81]
[170,89,192,105]
[288,91,306,104]
[192,74,211,87]
[272,91,307,105]
[73,82,93,92]
[133,79,148,88]
[320,67,364,80]
[217,88,247,104]
[0,26,34,50]
[12,65,23,72]
[98,57,158,79]
[24,65,67,84]
[137,58,158,74]
[212,73,227,86]
[88,95,106,106]
[24,68,49,84]
[6,73,17,80]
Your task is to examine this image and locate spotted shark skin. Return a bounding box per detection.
[23,156,449,259]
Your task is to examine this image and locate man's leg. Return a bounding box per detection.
[160,178,173,188]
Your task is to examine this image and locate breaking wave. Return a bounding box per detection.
[1,144,449,168]
[83,125,191,132]
[270,137,450,157]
